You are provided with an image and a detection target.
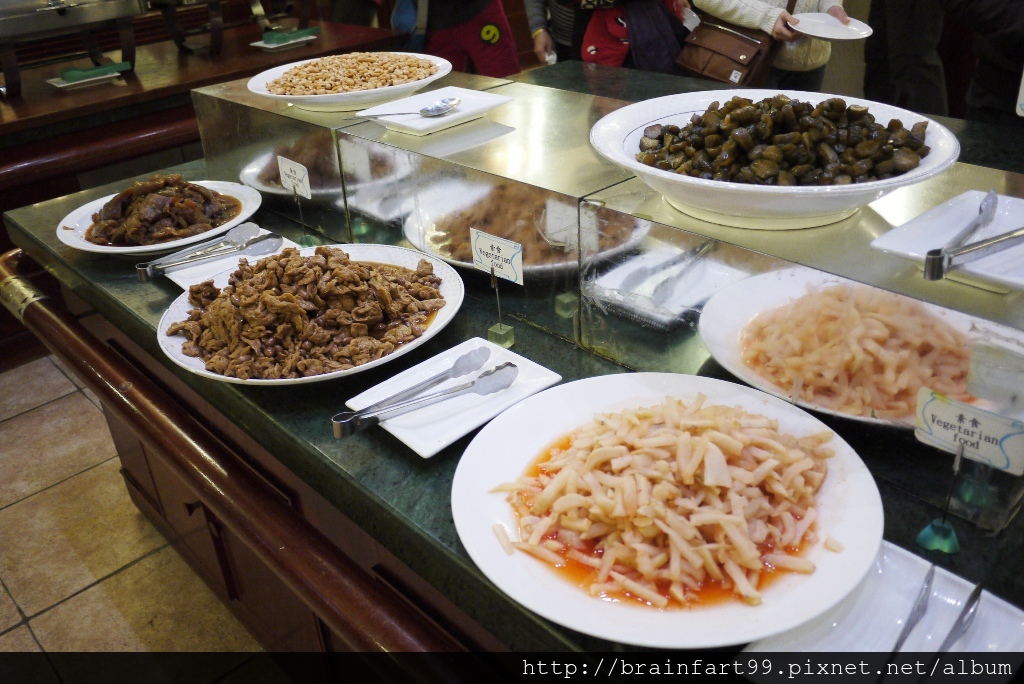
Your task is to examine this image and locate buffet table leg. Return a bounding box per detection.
[0,40,21,98]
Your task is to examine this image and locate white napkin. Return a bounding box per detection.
[165,230,300,289]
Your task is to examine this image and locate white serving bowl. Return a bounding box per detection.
[590,90,960,229]
[247,53,452,112]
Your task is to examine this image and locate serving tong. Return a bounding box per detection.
[887,565,985,657]
[135,222,283,282]
[620,240,716,305]
[924,190,1024,280]
[332,360,518,438]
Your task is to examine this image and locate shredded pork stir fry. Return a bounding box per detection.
[741,283,971,419]
[494,396,832,608]
[167,246,445,380]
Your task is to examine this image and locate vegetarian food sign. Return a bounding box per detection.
[277,156,311,199]
[916,388,1024,476]
[472,229,523,286]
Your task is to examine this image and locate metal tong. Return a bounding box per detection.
[355,347,491,415]
[924,191,1024,280]
[620,240,715,304]
[889,568,983,660]
[135,223,283,282]
[891,565,936,653]
[332,354,517,439]
[936,582,984,652]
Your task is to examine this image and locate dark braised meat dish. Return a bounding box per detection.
[256,131,393,189]
[86,174,243,246]
[636,95,931,186]
[431,182,636,266]
[166,246,446,380]
[257,130,338,189]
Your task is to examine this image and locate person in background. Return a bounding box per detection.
[944,0,1024,127]
[525,0,580,65]
[332,0,379,25]
[863,1,947,116]
[692,0,849,91]
[580,0,690,74]
[422,0,521,78]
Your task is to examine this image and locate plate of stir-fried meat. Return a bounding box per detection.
[56,174,261,255]
[158,245,463,384]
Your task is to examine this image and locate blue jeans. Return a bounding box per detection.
[765,65,827,93]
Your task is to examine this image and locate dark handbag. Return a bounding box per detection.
[675,0,796,87]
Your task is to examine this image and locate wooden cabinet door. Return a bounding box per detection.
[146,453,231,601]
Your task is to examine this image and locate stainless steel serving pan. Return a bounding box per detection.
[0,0,147,41]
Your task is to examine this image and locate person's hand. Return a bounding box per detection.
[533,29,554,65]
[827,6,851,23]
[772,12,801,41]
[669,0,691,18]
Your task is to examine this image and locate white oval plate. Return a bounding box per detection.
[452,372,884,649]
[158,244,464,385]
[246,53,452,112]
[698,266,981,428]
[240,148,414,197]
[789,13,873,40]
[590,90,959,229]
[401,178,649,276]
[55,181,262,256]
[239,152,342,197]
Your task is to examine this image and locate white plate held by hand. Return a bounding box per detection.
[55,181,262,256]
[788,13,873,40]
[452,373,883,649]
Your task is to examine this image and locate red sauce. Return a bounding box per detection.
[513,434,814,610]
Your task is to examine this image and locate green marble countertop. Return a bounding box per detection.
[513,62,1024,177]
[7,159,1024,652]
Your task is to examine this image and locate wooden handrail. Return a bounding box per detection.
[0,249,465,660]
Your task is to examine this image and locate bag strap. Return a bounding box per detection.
[415,0,429,36]
[786,0,797,16]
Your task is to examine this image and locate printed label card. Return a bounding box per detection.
[471,229,524,286]
[277,156,311,199]
[916,387,1024,476]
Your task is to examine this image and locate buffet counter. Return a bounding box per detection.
[5,157,1024,654]
[5,62,1024,657]
[0,18,405,355]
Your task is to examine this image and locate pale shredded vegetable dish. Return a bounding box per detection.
[492,395,832,608]
[741,283,971,420]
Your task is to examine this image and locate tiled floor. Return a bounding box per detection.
[0,349,263,679]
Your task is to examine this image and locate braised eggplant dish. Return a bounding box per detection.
[636,95,930,186]
[86,174,242,246]
[166,246,446,380]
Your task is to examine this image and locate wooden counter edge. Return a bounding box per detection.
[0,248,477,665]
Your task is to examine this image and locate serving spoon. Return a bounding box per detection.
[357,96,461,120]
